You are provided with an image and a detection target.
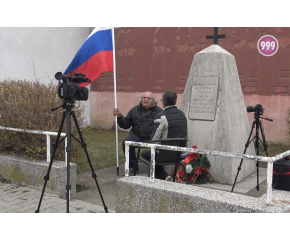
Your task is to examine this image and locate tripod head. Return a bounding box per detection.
[51,99,75,112]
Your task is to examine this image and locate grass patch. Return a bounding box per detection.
[257,143,290,157]
[252,143,290,168]
[76,184,89,192]
[75,128,129,173]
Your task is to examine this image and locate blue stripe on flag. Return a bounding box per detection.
[64,28,113,75]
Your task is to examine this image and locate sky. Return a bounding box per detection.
[1,1,287,27]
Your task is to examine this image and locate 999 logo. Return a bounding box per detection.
[257,35,279,57]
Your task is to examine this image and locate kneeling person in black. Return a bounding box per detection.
[141,91,188,180]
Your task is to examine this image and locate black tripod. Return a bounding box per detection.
[231,105,273,193]
[35,99,108,213]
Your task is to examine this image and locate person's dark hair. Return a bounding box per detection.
[162,91,177,106]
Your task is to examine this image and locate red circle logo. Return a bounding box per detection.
[257,35,279,56]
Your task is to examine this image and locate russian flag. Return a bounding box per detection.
[64,27,114,87]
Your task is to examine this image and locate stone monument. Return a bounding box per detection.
[180,44,256,185]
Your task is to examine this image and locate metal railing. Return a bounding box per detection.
[125,140,290,205]
[0,126,67,165]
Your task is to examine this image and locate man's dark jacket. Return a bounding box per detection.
[117,104,163,138]
[150,106,187,140]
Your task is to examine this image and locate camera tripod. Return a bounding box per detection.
[231,109,273,193]
[35,99,108,213]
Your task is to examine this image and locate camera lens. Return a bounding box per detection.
[247,106,255,112]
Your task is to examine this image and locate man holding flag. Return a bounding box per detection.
[113,92,163,175]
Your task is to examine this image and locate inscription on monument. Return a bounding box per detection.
[189,77,219,121]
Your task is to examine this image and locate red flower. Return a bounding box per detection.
[176,167,184,182]
[188,145,199,159]
[187,175,194,182]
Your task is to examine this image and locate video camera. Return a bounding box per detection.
[55,71,91,101]
[247,104,264,115]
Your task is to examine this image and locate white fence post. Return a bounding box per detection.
[266,161,274,205]
[149,146,155,182]
[65,138,68,167]
[46,134,51,162]
[125,142,130,176]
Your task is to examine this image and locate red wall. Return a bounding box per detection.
[90,27,290,144]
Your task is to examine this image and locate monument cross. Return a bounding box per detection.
[206,27,226,45]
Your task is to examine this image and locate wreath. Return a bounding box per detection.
[174,145,214,184]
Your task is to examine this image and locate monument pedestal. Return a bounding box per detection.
[181,45,256,185]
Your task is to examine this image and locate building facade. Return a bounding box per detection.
[90,27,290,144]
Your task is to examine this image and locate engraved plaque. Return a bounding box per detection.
[189,77,219,121]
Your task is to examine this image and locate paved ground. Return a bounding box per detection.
[0,161,269,213]
[75,161,150,210]
[0,182,114,213]
[0,162,149,213]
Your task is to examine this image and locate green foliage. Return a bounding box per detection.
[0,79,88,162]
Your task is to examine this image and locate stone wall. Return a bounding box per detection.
[116,176,290,213]
[0,153,76,199]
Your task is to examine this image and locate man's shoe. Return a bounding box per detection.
[165,176,172,181]
[123,168,139,176]
[129,168,139,176]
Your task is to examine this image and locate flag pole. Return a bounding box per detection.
[112,28,119,175]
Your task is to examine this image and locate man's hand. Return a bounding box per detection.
[113,108,122,118]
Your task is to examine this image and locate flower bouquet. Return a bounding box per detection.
[175,145,214,184]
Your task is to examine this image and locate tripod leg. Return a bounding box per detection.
[65,110,72,213]
[260,121,269,157]
[71,111,108,213]
[231,120,256,192]
[255,120,269,191]
[35,111,66,213]
[255,121,261,191]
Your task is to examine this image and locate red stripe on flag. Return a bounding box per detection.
[72,50,114,87]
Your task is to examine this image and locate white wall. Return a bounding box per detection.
[0,27,91,124]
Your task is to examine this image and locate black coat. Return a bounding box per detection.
[150,106,187,140]
[117,104,163,138]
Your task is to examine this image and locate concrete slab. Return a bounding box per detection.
[116,174,290,213]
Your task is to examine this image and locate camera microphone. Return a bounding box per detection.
[55,72,68,81]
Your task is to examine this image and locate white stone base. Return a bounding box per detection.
[116,176,290,213]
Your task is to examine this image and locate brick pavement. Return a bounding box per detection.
[0,182,114,213]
